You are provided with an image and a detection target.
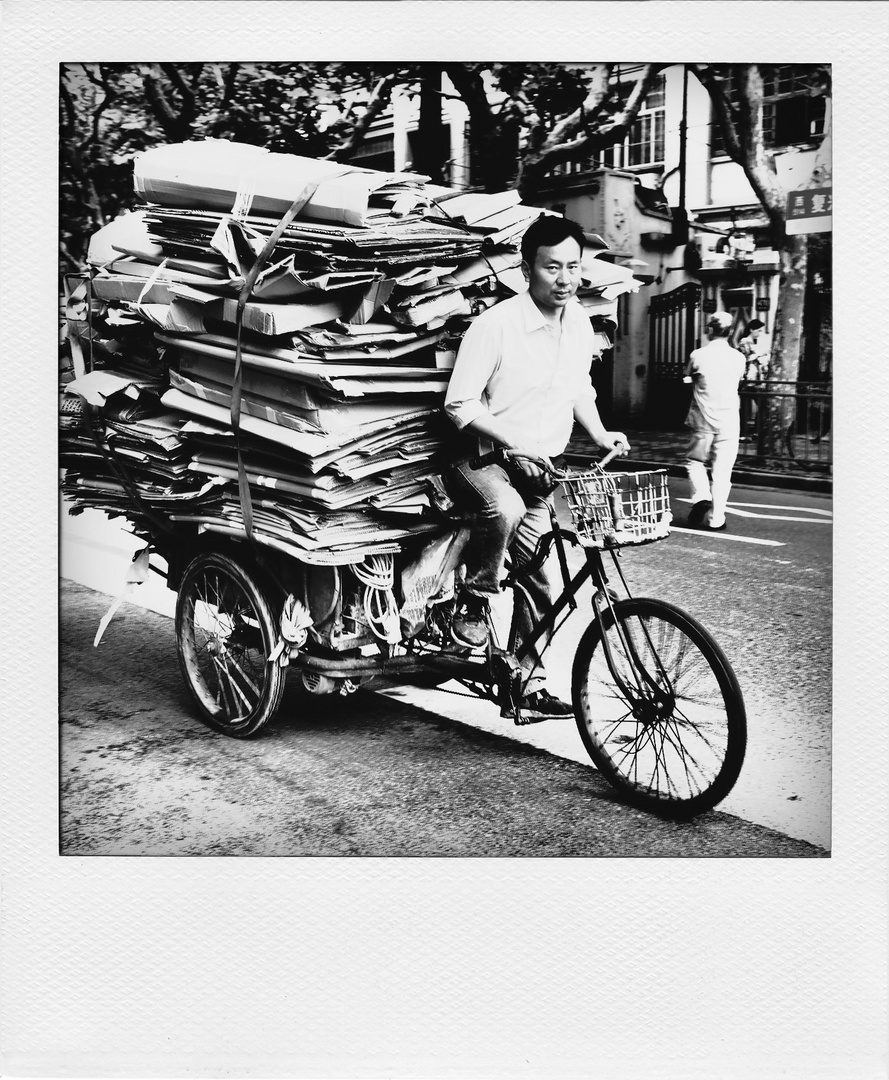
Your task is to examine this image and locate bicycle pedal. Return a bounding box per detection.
[513,712,550,726]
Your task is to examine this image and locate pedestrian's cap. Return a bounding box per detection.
[706,311,733,331]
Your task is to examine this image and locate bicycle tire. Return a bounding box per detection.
[176,551,285,738]
[572,598,746,818]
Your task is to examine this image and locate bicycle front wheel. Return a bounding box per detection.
[176,551,285,737]
[572,598,746,818]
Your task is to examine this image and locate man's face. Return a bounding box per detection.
[524,237,583,315]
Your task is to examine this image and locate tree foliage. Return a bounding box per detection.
[60,62,390,270]
[691,64,832,465]
[59,61,660,271]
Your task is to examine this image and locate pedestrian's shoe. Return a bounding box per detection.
[703,521,727,532]
[503,689,575,723]
[687,500,712,527]
[451,592,489,650]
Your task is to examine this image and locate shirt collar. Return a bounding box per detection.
[518,289,581,333]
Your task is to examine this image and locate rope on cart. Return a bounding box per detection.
[352,554,401,643]
[231,180,323,554]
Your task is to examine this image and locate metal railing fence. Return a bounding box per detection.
[738,380,832,473]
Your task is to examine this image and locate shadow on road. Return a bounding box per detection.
[60,580,826,858]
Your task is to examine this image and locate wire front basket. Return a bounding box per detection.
[560,467,672,548]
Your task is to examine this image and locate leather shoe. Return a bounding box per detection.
[503,689,575,723]
[687,500,712,527]
[451,592,489,650]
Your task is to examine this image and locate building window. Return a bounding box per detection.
[762,68,827,147]
[711,65,827,156]
[601,75,665,170]
[348,135,395,172]
[553,74,666,176]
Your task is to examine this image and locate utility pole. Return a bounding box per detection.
[673,64,690,245]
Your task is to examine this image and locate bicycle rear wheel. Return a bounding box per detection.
[176,551,285,737]
[572,598,746,818]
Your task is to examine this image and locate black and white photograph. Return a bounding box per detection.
[58,58,832,856]
[2,2,887,1077]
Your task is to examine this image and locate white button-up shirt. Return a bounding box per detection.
[444,291,597,456]
[685,338,746,433]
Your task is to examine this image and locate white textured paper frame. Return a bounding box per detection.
[1,2,887,1076]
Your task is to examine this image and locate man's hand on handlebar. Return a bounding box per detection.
[600,432,630,457]
[467,434,630,477]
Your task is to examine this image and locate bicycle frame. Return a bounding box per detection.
[289,501,632,710]
[506,504,673,716]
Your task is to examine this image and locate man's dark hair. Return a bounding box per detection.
[746,319,765,332]
[521,215,586,266]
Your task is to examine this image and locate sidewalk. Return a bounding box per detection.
[565,428,832,495]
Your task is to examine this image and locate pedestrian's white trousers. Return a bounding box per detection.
[686,427,740,528]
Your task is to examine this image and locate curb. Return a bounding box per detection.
[563,453,832,496]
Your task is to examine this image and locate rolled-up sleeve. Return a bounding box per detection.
[574,369,598,405]
[443,317,499,431]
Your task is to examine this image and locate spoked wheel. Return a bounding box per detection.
[572,598,746,818]
[176,551,285,737]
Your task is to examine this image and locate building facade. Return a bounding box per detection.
[348,64,831,427]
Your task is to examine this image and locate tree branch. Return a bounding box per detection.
[517,63,663,192]
[159,62,194,103]
[59,69,78,142]
[323,72,399,161]
[691,64,743,162]
[544,63,613,147]
[160,62,199,129]
[443,63,492,126]
[142,66,193,141]
[89,65,118,151]
[693,64,785,239]
[445,62,522,190]
[220,62,240,107]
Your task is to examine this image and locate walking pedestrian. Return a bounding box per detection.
[683,310,746,531]
[443,215,628,720]
[738,318,772,382]
[738,318,771,441]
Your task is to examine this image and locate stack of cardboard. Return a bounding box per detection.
[61,139,640,564]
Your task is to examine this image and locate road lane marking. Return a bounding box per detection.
[670,527,785,546]
[728,501,832,517]
[676,497,831,520]
[724,509,832,524]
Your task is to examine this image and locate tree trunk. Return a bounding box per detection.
[412,65,448,185]
[443,63,520,191]
[759,233,808,463]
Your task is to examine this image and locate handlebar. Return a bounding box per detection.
[467,444,628,478]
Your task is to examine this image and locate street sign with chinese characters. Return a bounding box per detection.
[785,186,832,235]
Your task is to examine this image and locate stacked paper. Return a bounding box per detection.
[61,139,641,564]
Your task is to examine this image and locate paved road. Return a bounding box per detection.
[392,479,832,848]
[59,479,830,855]
[60,578,825,857]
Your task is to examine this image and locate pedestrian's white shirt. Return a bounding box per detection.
[686,338,746,432]
[444,291,597,456]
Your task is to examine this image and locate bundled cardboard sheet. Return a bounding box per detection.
[133,140,431,227]
[61,139,642,563]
